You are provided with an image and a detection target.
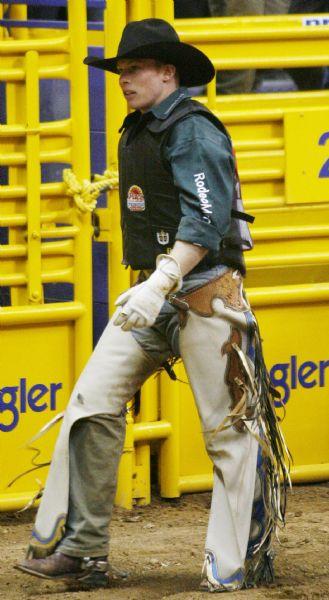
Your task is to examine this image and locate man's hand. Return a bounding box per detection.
[113,255,182,331]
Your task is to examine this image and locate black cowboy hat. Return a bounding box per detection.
[84,18,215,87]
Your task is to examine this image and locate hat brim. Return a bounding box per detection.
[84,41,215,87]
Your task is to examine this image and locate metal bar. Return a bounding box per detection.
[1,461,326,512]
[247,282,329,306]
[244,197,285,210]
[133,420,172,442]
[0,215,74,228]
[134,376,159,506]
[0,240,74,258]
[39,226,79,238]
[0,245,27,258]
[211,49,329,70]
[252,225,329,241]
[0,152,25,165]
[247,251,329,268]
[104,0,130,315]
[179,474,213,494]
[0,119,71,137]
[8,3,28,40]
[177,462,329,493]
[0,36,69,54]
[0,302,85,326]
[127,0,153,22]
[214,90,329,122]
[159,371,181,498]
[0,182,66,198]
[206,77,216,111]
[175,16,329,70]
[0,215,26,227]
[67,0,93,376]
[42,268,73,283]
[25,50,43,305]
[4,67,26,304]
[116,402,135,509]
[4,0,105,5]
[290,464,329,484]
[177,15,329,42]
[40,239,74,255]
[234,139,284,152]
[0,19,104,31]
[0,492,41,513]
[153,0,174,22]
[239,169,284,182]
[0,19,69,29]
[0,63,70,81]
[0,268,74,286]
[0,221,78,235]
[0,146,72,165]
[0,273,27,286]
[38,210,73,224]
[39,182,67,196]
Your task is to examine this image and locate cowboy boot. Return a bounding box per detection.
[16,551,128,587]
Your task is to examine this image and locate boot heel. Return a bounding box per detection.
[78,570,109,588]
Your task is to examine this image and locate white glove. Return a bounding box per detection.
[113,255,182,331]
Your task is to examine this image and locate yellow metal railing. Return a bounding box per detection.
[0,1,93,509]
[179,14,329,66]
[2,1,328,511]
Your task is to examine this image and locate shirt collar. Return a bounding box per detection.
[149,87,190,120]
[119,87,190,132]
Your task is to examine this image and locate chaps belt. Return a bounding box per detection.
[169,269,248,327]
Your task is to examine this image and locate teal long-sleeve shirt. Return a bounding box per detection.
[151,87,235,252]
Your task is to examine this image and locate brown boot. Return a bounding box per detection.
[15,551,127,587]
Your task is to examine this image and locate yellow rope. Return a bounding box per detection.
[63,168,119,213]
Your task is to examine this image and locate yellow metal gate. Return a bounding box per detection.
[1,1,329,512]
[0,2,92,510]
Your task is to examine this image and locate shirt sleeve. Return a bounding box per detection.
[164,114,235,252]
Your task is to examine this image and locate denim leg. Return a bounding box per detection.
[58,413,126,557]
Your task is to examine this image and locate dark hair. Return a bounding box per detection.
[153,59,180,82]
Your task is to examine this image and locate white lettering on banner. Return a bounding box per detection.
[193,172,212,223]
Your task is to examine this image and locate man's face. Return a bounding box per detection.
[117,58,176,112]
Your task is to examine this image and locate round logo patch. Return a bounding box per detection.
[156,230,170,245]
[127,185,145,212]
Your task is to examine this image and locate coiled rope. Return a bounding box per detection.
[63,168,119,213]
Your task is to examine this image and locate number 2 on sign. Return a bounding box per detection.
[318,131,329,178]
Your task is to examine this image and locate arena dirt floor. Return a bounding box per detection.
[1,483,328,600]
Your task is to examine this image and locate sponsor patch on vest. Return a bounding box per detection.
[156,230,170,245]
[127,185,145,212]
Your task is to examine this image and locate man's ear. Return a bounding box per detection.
[162,64,177,82]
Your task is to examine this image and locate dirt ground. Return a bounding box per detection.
[0,483,328,600]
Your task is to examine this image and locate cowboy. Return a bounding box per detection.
[16,18,288,592]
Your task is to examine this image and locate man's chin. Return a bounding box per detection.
[126,98,150,112]
[128,103,143,111]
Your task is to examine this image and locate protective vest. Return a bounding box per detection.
[118,98,253,274]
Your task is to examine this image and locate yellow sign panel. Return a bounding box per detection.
[0,324,74,508]
[285,108,329,204]
[159,299,329,497]
[257,302,329,471]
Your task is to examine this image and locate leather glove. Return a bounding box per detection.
[113,254,182,331]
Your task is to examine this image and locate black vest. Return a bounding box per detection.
[118,98,253,275]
